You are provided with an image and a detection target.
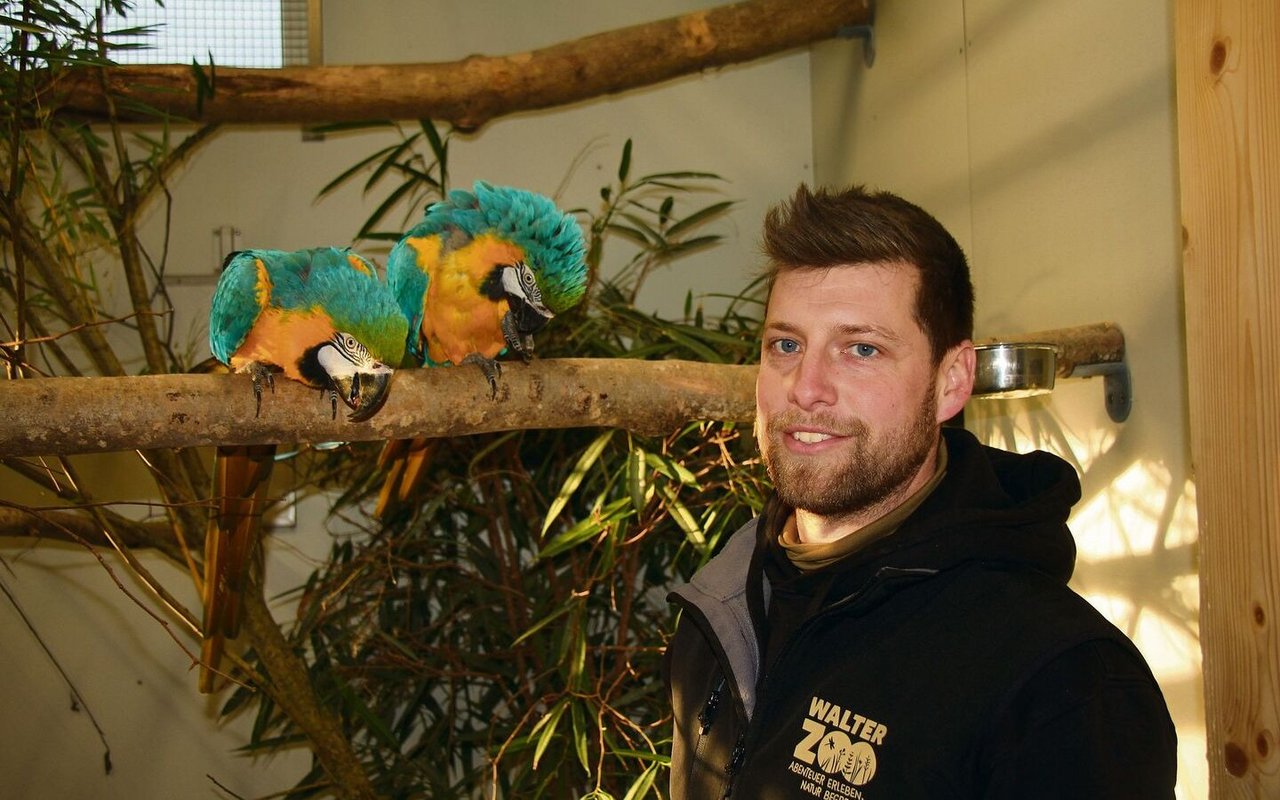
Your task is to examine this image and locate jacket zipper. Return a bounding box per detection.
[722,733,745,798]
[695,675,747,798]
[699,675,725,735]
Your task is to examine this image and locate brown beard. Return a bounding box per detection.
[761,389,938,518]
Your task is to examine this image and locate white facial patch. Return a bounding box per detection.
[501,263,553,319]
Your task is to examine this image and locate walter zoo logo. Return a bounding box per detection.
[787,695,888,799]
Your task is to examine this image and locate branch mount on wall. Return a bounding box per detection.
[972,323,1132,422]
[837,1,876,68]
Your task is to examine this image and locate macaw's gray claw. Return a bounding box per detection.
[244,362,277,418]
[462,353,502,399]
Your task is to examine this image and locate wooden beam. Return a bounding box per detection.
[51,0,872,129]
[1175,0,1280,795]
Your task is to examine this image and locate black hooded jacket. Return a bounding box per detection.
[665,428,1176,799]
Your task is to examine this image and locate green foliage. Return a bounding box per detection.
[0,0,219,379]
[226,141,772,798]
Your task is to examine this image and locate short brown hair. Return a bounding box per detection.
[761,184,974,364]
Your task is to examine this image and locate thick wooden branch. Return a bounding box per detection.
[0,323,1127,458]
[0,358,758,457]
[52,0,872,128]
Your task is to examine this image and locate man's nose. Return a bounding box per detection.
[788,350,836,409]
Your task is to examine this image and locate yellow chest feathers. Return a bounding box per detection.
[412,233,526,364]
[231,309,335,387]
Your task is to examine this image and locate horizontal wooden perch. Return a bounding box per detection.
[0,324,1125,458]
[0,359,757,457]
[54,0,872,129]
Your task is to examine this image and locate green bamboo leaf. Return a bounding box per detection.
[0,14,52,34]
[541,430,614,537]
[604,222,653,247]
[420,119,448,162]
[665,200,735,239]
[661,327,722,363]
[336,681,400,750]
[617,211,664,244]
[607,748,672,764]
[622,762,662,800]
[363,133,421,192]
[316,142,404,198]
[652,236,724,262]
[570,700,591,773]
[618,138,632,182]
[569,621,588,687]
[626,443,650,512]
[635,170,722,182]
[531,700,567,769]
[539,497,631,559]
[659,196,674,226]
[356,178,419,239]
[658,483,705,546]
[644,452,699,487]
[511,600,574,646]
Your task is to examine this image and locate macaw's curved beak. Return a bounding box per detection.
[336,368,394,422]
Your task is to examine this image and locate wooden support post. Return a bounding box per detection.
[1175,1,1280,795]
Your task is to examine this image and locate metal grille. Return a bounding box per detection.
[97,0,311,68]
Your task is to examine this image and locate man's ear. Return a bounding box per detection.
[935,341,975,423]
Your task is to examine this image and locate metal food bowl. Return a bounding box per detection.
[973,343,1057,399]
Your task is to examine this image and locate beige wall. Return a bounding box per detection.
[812,0,1203,796]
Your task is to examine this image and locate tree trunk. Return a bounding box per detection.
[51,0,872,129]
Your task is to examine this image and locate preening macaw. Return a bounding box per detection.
[376,181,588,519]
[202,246,407,692]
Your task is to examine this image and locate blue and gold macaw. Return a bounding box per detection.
[202,246,407,692]
[376,181,588,519]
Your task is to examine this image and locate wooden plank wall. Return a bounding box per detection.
[1174,1,1280,796]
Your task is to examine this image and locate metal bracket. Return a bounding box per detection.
[1067,361,1132,423]
[837,2,876,68]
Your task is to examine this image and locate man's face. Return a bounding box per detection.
[756,262,967,521]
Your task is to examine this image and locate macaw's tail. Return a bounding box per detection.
[375,437,439,522]
[200,444,275,693]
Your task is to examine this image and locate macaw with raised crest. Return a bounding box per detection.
[201,246,407,692]
[376,181,588,520]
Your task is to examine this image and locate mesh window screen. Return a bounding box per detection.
[98,0,311,67]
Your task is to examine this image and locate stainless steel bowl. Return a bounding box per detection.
[973,343,1057,398]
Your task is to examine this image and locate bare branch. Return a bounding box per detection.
[50,0,872,129]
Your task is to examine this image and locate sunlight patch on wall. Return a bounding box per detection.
[1072,459,1199,560]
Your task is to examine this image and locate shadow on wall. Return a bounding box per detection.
[966,395,1205,800]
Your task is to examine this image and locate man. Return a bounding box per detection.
[665,184,1177,798]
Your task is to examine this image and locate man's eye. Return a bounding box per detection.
[771,339,800,355]
[851,343,878,358]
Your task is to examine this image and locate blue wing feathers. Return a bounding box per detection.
[210,247,407,366]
